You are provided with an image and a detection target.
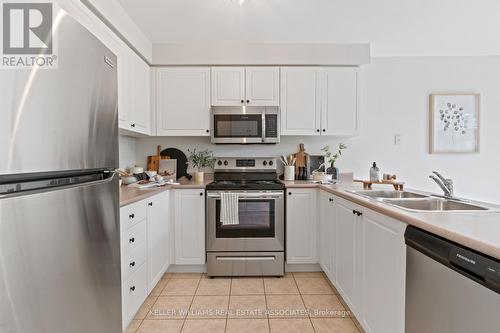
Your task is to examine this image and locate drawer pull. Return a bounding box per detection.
[216,256,275,261]
[130,286,135,292]
[148,202,153,206]
[129,213,135,219]
[130,261,136,267]
[129,237,135,243]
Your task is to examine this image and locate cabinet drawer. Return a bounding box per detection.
[121,225,147,281]
[120,201,146,230]
[122,262,148,329]
[121,219,147,258]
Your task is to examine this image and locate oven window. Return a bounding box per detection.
[216,199,275,238]
[213,114,262,138]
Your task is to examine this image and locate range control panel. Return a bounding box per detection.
[214,158,277,171]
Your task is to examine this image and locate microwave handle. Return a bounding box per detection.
[261,112,266,143]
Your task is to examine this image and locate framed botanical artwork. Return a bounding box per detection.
[429,93,480,153]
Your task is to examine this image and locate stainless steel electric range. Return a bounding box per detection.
[206,157,285,277]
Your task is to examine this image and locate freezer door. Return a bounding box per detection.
[0,173,121,333]
[0,10,118,174]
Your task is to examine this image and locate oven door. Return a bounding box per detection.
[211,113,264,144]
[206,190,285,252]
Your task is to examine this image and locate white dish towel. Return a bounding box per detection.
[220,192,239,225]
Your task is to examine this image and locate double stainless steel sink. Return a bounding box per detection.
[350,190,491,212]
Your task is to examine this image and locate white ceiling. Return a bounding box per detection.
[118,0,500,56]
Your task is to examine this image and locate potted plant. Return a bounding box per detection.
[320,143,347,180]
[187,149,216,182]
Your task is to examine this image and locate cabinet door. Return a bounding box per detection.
[147,192,170,291]
[361,210,406,333]
[117,45,132,130]
[322,68,359,136]
[130,53,151,135]
[334,198,359,312]
[286,189,318,264]
[245,67,280,106]
[174,190,206,265]
[211,67,245,106]
[280,67,322,135]
[319,191,335,283]
[155,68,211,136]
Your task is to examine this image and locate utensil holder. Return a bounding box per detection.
[284,166,295,181]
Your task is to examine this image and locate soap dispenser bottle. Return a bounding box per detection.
[369,162,380,181]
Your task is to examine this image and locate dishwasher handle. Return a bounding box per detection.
[405,226,500,294]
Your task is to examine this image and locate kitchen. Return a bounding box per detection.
[1,1,500,333]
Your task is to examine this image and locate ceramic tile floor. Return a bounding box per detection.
[126,272,361,333]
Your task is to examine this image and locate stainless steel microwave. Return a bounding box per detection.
[210,106,280,144]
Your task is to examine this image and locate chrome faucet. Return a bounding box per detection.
[429,171,454,198]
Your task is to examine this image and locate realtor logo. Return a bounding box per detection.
[1,1,58,68]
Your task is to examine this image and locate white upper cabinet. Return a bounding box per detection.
[286,188,318,264]
[118,47,151,135]
[211,67,245,106]
[211,67,280,106]
[281,67,360,136]
[280,67,322,135]
[322,68,359,136]
[129,53,151,135]
[155,67,211,136]
[245,67,280,106]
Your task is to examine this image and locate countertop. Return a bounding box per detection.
[119,177,212,207]
[120,177,500,260]
[283,180,500,261]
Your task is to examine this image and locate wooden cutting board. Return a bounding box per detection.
[146,145,170,171]
[292,143,309,177]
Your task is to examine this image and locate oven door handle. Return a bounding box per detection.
[207,192,284,199]
[216,256,276,261]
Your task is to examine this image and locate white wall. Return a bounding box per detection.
[119,135,137,171]
[118,0,500,57]
[82,0,152,61]
[134,56,500,204]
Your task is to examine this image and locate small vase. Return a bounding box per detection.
[326,164,339,180]
[194,171,204,183]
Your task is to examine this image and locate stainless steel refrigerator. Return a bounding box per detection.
[0,11,121,333]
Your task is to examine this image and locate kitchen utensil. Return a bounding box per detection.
[147,145,163,172]
[280,155,289,166]
[145,170,158,178]
[132,166,144,174]
[122,176,137,185]
[160,148,192,180]
[284,166,295,181]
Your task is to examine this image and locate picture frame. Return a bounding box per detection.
[429,93,480,154]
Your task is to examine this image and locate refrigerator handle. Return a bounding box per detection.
[0,169,116,199]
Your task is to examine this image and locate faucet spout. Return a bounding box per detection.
[429,172,454,198]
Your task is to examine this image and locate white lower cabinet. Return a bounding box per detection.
[361,210,406,333]
[329,194,406,333]
[334,197,360,312]
[147,191,170,291]
[318,191,336,283]
[286,188,318,264]
[174,189,206,265]
[120,191,171,330]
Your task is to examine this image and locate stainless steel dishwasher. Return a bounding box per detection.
[405,226,500,333]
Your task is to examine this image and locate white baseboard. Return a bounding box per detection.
[167,263,322,273]
[285,263,322,272]
[167,264,207,273]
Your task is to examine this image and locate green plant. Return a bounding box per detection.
[319,143,347,170]
[187,149,216,171]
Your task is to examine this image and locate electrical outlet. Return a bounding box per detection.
[394,134,402,146]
